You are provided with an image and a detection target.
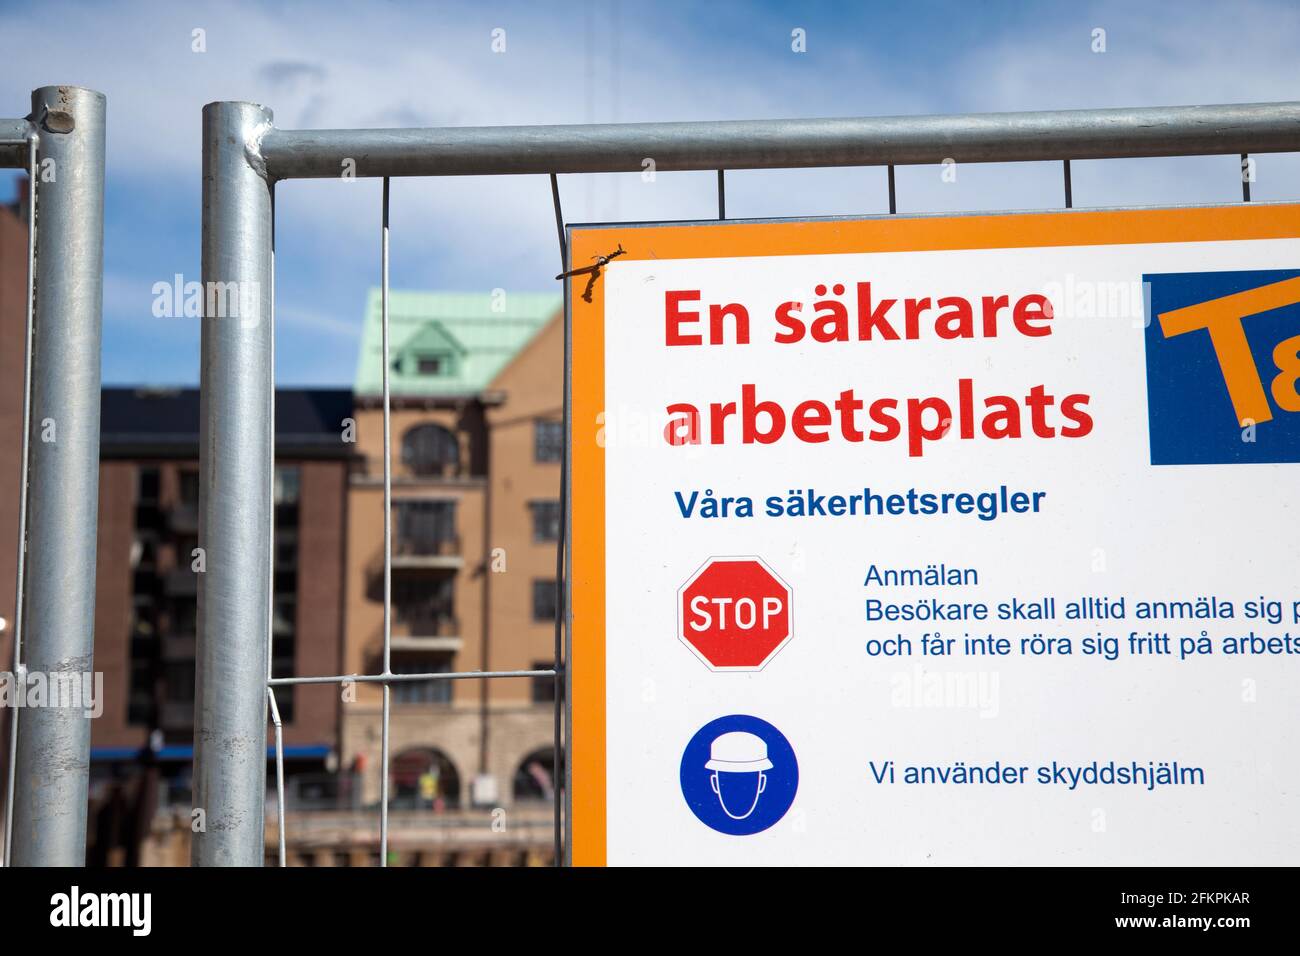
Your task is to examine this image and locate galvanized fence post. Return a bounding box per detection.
[7,86,105,867]
[193,101,274,866]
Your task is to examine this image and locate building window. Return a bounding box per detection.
[271,466,299,722]
[394,499,458,556]
[274,530,298,570]
[126,653,155,727]
[416,354,447,375]
[137,466,160,504]
[127,499,162,726]
[532,661,557,704]
[393,577,456,636]
[178,469,200,507]
[391,655,453,705]
[132,534,157,572]
[272,595,296,638]
[126,590,158,727]
[401,424,460,477]
[532,579,558,624]
[169,595,197,640]
[274,467,300,505]
[534,419,563,463]
[513,747,559,803]
[529,500,561,543]
[163,659,193,702]
[135,466,162,531]
[270,635,295,722]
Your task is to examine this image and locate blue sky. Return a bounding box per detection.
[1,0,1297,386]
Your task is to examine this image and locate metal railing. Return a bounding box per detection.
[0,86,105,867]
[195,98,1300,867]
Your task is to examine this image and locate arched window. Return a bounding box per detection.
[512,747,560,804]
[401,424,459,477]
[391,747,461,810]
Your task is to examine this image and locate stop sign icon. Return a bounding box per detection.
[678,556,793,670]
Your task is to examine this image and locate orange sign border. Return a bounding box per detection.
[567,201,1300,866]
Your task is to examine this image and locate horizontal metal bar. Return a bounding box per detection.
[268,669,555,687]
[0,118,33,167]
[255,101,1300,180]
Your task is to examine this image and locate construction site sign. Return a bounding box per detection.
[568,204,1300,866]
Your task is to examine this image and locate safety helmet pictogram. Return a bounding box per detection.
[704,731,773,773]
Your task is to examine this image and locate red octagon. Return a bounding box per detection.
[678,556,792,671]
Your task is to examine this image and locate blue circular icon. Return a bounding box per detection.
[680,714,798,835]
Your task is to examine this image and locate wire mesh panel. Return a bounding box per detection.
[195,99,1300,866]
[0,86,106,868]
[196,103,562,866]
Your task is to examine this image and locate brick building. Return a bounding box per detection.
[341,289,563,815]
[73,387,352,863]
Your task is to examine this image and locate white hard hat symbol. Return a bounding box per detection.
[705,731,773,773]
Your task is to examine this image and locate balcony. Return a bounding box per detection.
[395,609,459,637]
[388,611,461,652]
[391,532,463,571]
[365,547,462,594]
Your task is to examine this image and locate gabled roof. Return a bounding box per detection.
[353,289,560,397]
[398,322,469,361]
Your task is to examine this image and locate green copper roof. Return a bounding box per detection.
[353,289,560,396]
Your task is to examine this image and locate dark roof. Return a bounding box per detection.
[100,387,355,459]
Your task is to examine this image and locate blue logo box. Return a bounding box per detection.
[1143,268,1300,465]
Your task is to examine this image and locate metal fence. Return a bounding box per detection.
[195,97,1300,867]
[0,92,1296,867]
[0,86,105,867]
[5,87,1299,870]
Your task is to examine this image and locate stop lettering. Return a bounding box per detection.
[678,557,793,670]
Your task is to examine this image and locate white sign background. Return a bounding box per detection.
[598,236,1300,865]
